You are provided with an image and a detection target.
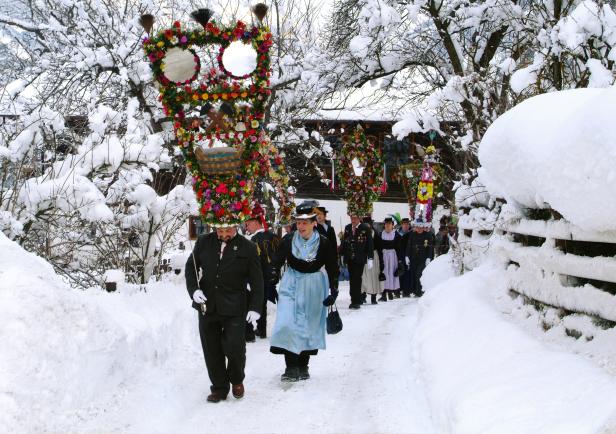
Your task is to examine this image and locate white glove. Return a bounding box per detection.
[367,259,373,270]
[192,289,206,303]
[246,311,261,329]
[425,258,431,267]
[405,257,410,266]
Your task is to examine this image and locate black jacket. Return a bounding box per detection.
[316,221,338,259]
[406,231,435,263]
[251,230,281,302]
[340,222,374,265]
[185,233,264,316]
[250,230,281,277]
[272,233,339,291]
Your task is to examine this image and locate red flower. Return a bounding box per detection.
[215,208,225,217]
[215,183,228,194]
[173,21,181,28]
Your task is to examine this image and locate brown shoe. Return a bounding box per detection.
[206,391,228,403]
[232,383,244,399]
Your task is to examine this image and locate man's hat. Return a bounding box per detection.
[383,217,394,224]
[294,200,319,219]
[246,203,267,229]
[412,214,431,228]
[316,206,328,215]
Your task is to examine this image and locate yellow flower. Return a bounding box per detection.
[201,93,209,100]
[212,94,219,100]
[240,92,248,98]
[192,94,199,101]
[156,41,165,48]
[251,120,259,128]
[222,94,228,100]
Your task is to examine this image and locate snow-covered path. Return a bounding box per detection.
[76,290,435,434]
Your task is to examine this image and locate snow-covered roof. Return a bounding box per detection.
[478,87,616,232]
[300,108,398,123]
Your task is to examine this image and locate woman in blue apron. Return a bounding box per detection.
[269,200,339,382]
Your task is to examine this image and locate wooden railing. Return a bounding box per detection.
[458,206,616,329]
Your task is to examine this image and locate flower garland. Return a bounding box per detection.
[143,19,290,226]
[336,126,386,217]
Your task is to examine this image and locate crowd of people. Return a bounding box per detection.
[339,212,456,308]
[184,200,458,403]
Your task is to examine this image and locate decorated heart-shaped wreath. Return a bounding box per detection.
[142,11,292,226]
[336,126,386,217]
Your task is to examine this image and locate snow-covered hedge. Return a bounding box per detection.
[0,232,193,432]
[478,87,616,233]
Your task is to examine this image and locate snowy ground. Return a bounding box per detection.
[418,255,616,434]
[4,231,616,433]
[1,233,434,433]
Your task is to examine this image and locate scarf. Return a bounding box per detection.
[292,230,320,262]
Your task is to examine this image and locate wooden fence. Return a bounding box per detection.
[457,204,616,333]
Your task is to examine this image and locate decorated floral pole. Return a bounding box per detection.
[413,145,438,225]
[336,126,386,217]
[141,6,292,227]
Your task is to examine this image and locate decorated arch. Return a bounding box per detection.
[336,126,386,217]
[142,8,292,226]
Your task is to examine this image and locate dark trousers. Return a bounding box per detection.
[410,262,426,296]
[348,261,365,305]
[400,269,412,295]
[198,312,246,394]
[256,296,267,336]
[284,352,311,368]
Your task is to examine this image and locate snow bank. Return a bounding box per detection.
[414,262,616,433]
[478,87,616,232]
[0,232,192,433]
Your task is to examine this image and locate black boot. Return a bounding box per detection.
[361,292,367,304]
[387,291,394,300]
[371,294,378,305]
[298,366,310,380]
[378,292,387,302]
[281,367,300,382]
[402,291,411,298]
[394,290,401,299]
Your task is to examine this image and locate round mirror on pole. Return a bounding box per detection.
[220,41,258,79]
[162,47,200,84]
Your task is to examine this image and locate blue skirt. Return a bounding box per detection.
[270,267,328,354]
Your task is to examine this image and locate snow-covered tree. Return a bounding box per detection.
[0,0,328,286]
[317,0,616,176]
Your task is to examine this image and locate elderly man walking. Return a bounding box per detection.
[185,225,264,403]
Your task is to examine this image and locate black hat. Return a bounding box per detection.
[294,200,319,219]
[316,206,328,214]
[383,217,394,224]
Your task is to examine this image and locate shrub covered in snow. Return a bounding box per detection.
[478,87,616,233]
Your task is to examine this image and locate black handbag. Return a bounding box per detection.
[327,304,343,334]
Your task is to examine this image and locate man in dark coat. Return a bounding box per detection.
[315,206,338,259]
[340,214,374,309]
[397,217,413,297]
[244,213,280,339]
[185,225,264,403]
[405,222,435,297]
